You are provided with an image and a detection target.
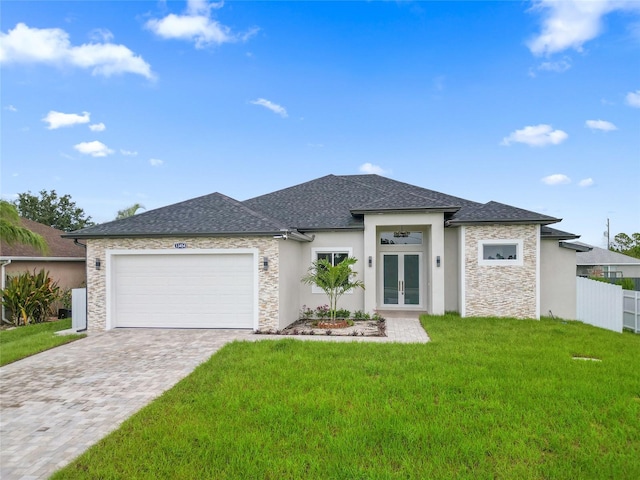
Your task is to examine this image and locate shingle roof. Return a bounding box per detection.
[541,226,580,240]
[0,218,85,258]
[65,174,567,238]
[575,242,640,265]
[243,174,482,229]
[449,201,559,224]
[67,193,287,237]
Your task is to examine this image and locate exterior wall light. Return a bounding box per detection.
[263,257,269,271]
[95,258,101,270]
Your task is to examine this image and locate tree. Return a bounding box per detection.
[115,203,145,220]
[0,200,48,254]
[14,190,94,232]
[301,257,364,322]
[610,232,640,259]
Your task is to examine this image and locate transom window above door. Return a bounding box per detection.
[380,231,423,245]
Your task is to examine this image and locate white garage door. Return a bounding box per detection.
[111,252,255,329]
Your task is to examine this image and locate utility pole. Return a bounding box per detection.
[606,218,610,249]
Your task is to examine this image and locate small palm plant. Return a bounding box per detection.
[301,257,364,323]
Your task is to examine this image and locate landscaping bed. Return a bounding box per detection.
[256,317,386,336]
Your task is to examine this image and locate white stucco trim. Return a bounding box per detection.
[460,226,466,317]
[477,239,524,266]
[105,248,260,330]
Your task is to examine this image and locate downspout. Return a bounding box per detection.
[73,239,89,332]
[1,259,11,323]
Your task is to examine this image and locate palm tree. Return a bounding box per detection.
[0,200,48,254]
[115,203,145,220]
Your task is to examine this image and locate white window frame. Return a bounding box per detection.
[310,247,353,294]
[478,239,523,266]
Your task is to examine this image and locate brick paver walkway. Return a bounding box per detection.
[0,318,428,479]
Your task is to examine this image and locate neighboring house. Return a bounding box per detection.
[575,242,640,278]
[1,217,86,290]
[64,174,585,332]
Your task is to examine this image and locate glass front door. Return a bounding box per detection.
[382,253,421,306]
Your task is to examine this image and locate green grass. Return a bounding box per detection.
[0,318,85,366]
[54,314,640,479]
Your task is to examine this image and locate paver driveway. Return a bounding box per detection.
[0,328,254,480]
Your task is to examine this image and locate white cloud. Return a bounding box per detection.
[585,119,617,131]
[527,0,640,56]
[120,149,138,156]
[146,0,258,49]
[89,28,114,43]
[626,89,640,108]
[43,110,90,129]
[0,23,154,79]
[89,122,106,132]
[501,124,568,147]
[579,178,594,187]
[250,98,288,118]
[537,57,572,73]
[149,158,164,167]
[359,163,389,175]
[73,140,113,157]
[541,174,571,185]
[5,105,17,112]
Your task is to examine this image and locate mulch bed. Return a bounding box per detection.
[255,318,386,337]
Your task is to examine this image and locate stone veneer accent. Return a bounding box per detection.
[464,224,538,319]
[86,236,279,333]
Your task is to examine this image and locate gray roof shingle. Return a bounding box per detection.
[67,192,286,237]
[575,243,640,265]
[449,201,559,224]
[65,174,567,238]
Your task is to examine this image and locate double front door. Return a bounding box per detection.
[382,253,421,306]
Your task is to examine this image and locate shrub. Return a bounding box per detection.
[353,310,371,320]
[618,278,635,291]
[299,305,314,320]
[335,308,350,319]
[315,305,330,319]
[0,269,60,326]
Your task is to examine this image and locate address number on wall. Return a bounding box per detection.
[174,242,187,249]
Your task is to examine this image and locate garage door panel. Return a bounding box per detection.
[112,253,255,328]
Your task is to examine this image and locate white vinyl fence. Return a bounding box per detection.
[72,288,87,332]
[623,290,640,333]
[576,277,623,333]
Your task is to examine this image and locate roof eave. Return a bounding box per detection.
[559,241,592,252]
[0,256,86,262]
[61,231,285,239]
[350,207,460,215]
[448,218,561,226]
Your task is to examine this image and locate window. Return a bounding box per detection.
[310,248,353,294]
[317,252,349,266]
[478,240,523,266]
[380,231,423,245]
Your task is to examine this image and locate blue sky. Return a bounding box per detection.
[1,0,638,245]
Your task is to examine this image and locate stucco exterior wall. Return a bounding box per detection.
[5,261,86,290]
[86,237,278,333]
[444,227,459,312]
[540,240,577,319]
[297,231,365,315]
[278,238,302,329]
[463,224,538,319]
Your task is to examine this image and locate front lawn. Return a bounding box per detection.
[0,319,85,366]
[55,315,640,479]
